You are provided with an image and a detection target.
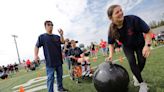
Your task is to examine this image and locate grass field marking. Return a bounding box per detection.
[12,76,47,89]
[13,81,46,92]
[12,75,69,92]
[13,84,58,92]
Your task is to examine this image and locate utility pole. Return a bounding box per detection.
[12,35,21,64]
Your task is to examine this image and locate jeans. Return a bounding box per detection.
[46,65,63,92]
[65,56,71,70]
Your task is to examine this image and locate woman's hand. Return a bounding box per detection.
[106,44,114,62]
[142,46,151,58]
[106,55,113,62]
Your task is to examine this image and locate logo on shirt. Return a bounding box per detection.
[127,28,134,36]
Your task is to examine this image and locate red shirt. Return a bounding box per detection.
[100,41,107,48]
[144,33,155,39]
[26,59,31,65]
[151,33,155,39]
[117,41,122,45]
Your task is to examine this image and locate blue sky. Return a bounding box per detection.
[0,0,164,66]
[127,0,164,22]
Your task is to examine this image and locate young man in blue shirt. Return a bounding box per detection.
[34,20,68,92]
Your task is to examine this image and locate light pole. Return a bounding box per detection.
[12,35,21,64]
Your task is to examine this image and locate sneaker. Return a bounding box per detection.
[76,79,81,84]
[58,88,69,92]
[85,71,90,77]
[70,73,74,80]
[70,76,74,80]
[139,82,148,92]
[76,80,80,84]
[82,71,86,76]
[89,73,93,77]
[133,75,140,86]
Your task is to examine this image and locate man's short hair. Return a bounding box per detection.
[44,20,53,27]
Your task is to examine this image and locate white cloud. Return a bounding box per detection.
[105,0,143,12]
[0,0,163,66]
[131,4,164,24]
[0,0,89,65]
[56,0,87,19]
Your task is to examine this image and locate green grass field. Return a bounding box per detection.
[0,46,164,92]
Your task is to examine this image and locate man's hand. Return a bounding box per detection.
[142,46,151,58]
[58,28,63,36]
[34,55,40,62]
[58,28,65,43]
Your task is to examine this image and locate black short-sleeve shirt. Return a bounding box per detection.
[68,47,83,62]
[108,15,150,48]
[36,33,63,67]
[63,44,71,56]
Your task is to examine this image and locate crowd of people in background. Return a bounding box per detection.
[0,35,124,78]
[22,59,40,72]
[0,63,19,79]
[0,58,41,80]
[62,38,110,83]
[61,29,161,84]
[0,32,160,81]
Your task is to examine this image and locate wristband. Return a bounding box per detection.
[147,44,151,47]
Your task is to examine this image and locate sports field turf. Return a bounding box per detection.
[0,46,164,92]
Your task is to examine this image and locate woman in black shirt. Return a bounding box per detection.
[107,5,152,92]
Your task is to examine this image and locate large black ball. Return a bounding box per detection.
[93,62,129,92]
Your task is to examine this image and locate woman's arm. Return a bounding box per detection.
[144,30,152,46]
[142,30,153,58]
[108,44,114,61]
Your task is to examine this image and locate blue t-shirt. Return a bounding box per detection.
[36,33,63,67]
[108,15,150,48]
